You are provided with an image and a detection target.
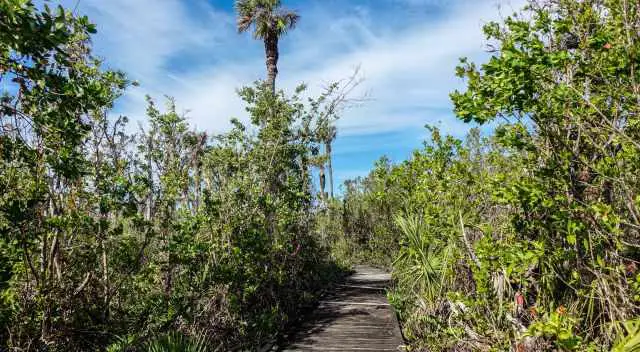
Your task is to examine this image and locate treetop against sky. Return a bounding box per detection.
[58,0,520,189]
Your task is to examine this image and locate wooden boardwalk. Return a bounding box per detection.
[280,266,404,351]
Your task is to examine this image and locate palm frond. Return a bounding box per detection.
[612,320,640,352]
[274,10,299,34]
[145,332,209,352]
[393,215,446,303]
[235,0,298,38]
[237,15,253,33]
[235,0,257,33]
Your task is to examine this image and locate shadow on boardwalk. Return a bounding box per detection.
[278,266,404,351]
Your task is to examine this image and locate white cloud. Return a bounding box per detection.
[67,0,235,128]
[73,0,526,137]
[273,0,524,136]
[81,0,229,77]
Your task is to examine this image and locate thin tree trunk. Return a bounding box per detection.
[194,134,205,214]
[40,227,50,343]
[264,34,279,94]
[301,154,310,194]
[326,142,334,199]
[146,136,153,221]
[319,164,326,203]
[101,236,109,321]
[194,161,201,214]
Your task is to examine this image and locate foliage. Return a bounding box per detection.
[4,0,640,351]
[611,320,640,352]
[1,0,128,348]
[235,0,299,39]
[337,0,640,350]
[340,128,518,350]
[144,332,208,352]
[450,0,640,348]
[336,156,404,267]
[0,1,345,350]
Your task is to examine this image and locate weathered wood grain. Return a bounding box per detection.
[279,266,404,351]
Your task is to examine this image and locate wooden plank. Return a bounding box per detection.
[277,266,404,351]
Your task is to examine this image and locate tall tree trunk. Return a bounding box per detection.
[264,34,279,93]
[194,160,201,215]
[100,234,109,322]
[146,136,153,221]
[326,142,334,199]
[193,134,205,214]
[319,163,326,203]
[301,153,310,194]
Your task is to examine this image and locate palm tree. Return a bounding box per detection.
[236,0,299,93]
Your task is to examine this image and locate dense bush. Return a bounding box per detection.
[333,156,403,267]
[0,1,344,350]
[4,0,640,351]
[337,0,640,350]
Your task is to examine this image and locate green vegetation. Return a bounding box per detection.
[0,1,348,350]
[336,0,640,350]
[2,0,639,351]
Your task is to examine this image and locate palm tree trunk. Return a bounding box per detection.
[264,34,279,93]
[326,142,334,199]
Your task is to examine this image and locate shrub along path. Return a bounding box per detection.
[279,266,403,351]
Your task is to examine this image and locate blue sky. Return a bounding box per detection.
[62,0,524,192]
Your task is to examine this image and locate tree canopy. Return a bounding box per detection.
[1,0,639,351]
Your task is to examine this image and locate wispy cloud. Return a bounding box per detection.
[81,0,230,77]
[72,0,522,131]
[67,0,525,183]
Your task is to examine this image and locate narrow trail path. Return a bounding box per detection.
[280,265,404,351]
